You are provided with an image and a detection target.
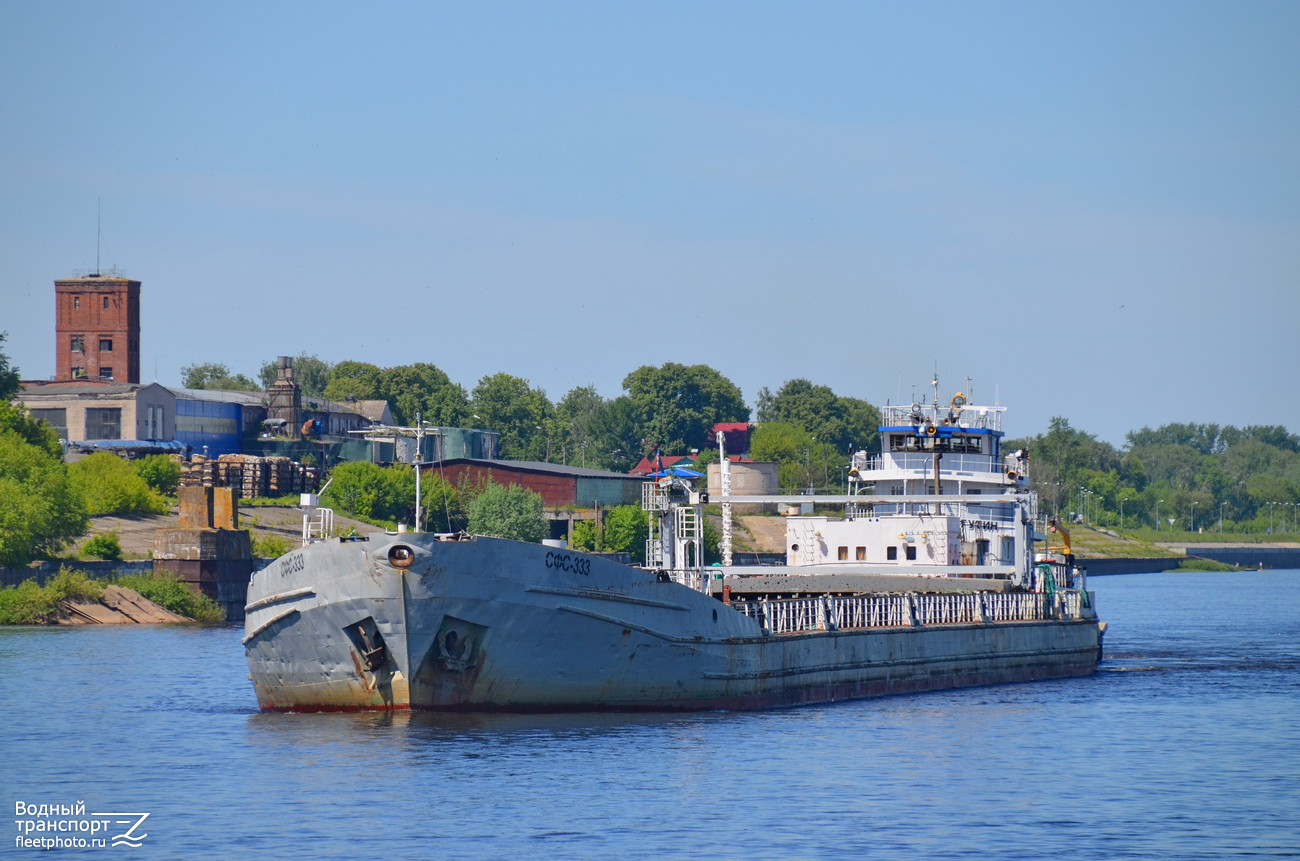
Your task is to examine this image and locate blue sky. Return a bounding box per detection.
[3,1,1297,444]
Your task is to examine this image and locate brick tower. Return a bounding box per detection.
[54,271,141,383]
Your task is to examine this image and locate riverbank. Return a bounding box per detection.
[0,568,223,625]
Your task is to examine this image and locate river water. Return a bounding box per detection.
[3,569,1297,859]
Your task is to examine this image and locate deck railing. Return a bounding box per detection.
[729,589,1090,635]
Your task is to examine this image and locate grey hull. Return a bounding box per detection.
[244,534,1102,712]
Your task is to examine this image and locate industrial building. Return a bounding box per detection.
[54,271,141,383]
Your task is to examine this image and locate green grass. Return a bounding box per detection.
[1175,558,1240,572]
[0,567,224,625]
[251,532,294,558]
[1122,527,1298,544]
[112,571,225,623]
[0,568,104,625]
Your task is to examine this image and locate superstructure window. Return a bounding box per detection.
[905,545,917,561]
[856,546,866,561]
[838,546,848,561]
[887,546,898,561]
[99,338,113,352]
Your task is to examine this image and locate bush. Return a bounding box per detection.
[252,533,294,558]
[467,483,546,543]
[320,462,461,531]
[0,579,55,624]
[112,571,224,623]
[0,567,104,625]
[570,504,649,562]
[134,454,181,496]
[1176,558,1238,572]
[0,427,88,566]
[68,452,167,516]
[82,532,122,560]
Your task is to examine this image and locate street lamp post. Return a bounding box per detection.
[1190,501,1197,533]
[1219,501,1226,533]
[1156,499,1164,530]
[1119,498,1125,530]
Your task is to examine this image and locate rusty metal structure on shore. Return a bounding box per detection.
[154,486,252,621]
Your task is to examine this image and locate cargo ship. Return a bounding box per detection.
[244,381,1102,711]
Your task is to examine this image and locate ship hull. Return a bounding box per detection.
[244,535,1101,712]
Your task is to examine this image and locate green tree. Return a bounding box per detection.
[571,505,650,563]
[0,429,88,566]
[68,452,168,516]
[259,354,334,397]
[320,461,415,525]
[466,483,546,542]
[755,378,880,453]
[181,362,260,391]
[134,454,181,496]
[323,360,383,402]
[750,421,843,491]
[0,337,87,565]
[470,373,553,460]
[555,385,606,466]
[622,363,748,455]
[599,504,649,562]
[0,401,62,458]
[588,395,643,471]
[419,471,462,533]
[0,332,19,401]
[377,363,470,427]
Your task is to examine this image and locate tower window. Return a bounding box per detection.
[102,295,110,310]
[100,368,114,380]
[70,336,84,352]
[99,338,113,352]
[74,296,80,310]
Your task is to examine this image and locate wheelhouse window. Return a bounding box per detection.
[949,435,985,454]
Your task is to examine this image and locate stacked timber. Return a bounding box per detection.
[179,455,319,496]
